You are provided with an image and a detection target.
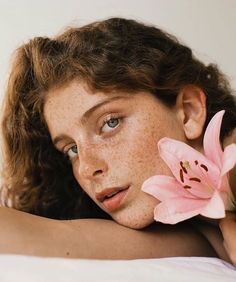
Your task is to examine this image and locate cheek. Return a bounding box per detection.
[126,112,186,173]
[114,193,158,228]
[121,120,167,174]
[72,163,90,195]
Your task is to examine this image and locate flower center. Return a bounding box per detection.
[179,160,213,195]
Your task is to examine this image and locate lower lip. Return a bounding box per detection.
[102,188,129,212]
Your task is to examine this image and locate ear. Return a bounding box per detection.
[175,85,207,140]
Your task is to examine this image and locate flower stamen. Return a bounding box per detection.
[179,169,184,183]
[183,185,191,189]
[200,164,208,172]
[180,161,188,174]
[189,177,201,182]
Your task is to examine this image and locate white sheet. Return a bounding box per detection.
[0,255,235,282]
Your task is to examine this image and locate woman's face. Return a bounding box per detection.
[44,81,187,229]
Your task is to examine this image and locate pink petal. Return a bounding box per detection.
[200,191,225,218]
[185,181,213,199]
[158,137,220,191]
[203,110,224,169]
[221,143,236,177]
[217,144,236,203]
[153,197,207,224]
[218,173,231,197]
[141,175,195,201]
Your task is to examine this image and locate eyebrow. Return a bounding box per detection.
[52,95,129,147]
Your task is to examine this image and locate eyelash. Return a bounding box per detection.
[63,114,122,160]
[100,114,122,134]
[65,145,78,160]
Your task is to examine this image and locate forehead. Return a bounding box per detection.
[44,79,152,118]
[44,81,102,114]
[43,81,100,132]
[43,81,134,135]
[43,80,170,141]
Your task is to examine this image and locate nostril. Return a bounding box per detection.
[93,169,103,176]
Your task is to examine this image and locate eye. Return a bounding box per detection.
[66,145,78,159]
[101,116,120,133]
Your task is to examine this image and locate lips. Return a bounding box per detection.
[96,186,129,212]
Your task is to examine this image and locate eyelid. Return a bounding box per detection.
[57,112,124,154]
[99,113,122,134]
[101,113,119,125]
[62,143,77,156]
[67,146,78,159]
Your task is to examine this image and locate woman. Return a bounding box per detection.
[0,18,235,263]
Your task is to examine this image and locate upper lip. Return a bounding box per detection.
[95,186,129,202]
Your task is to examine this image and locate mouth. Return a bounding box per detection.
[96,186,130,212]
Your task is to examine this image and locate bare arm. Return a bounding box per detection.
[190,218,231,264]
[219,212,236,266]
[0,207,216,259]
[194,131,236,265]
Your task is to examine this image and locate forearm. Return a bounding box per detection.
[219,212,236,266]
[190,218,232,264]
[0,207,216,259]
[60,219,217,259]
[0,207,67,257]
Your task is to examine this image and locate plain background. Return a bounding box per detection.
[0,0,235,103]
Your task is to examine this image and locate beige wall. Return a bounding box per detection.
[0,0,235,102]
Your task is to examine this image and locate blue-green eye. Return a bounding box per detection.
[67,145,78,159]
[102,117,120,133]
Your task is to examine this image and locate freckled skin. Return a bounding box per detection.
[44,81,188,229]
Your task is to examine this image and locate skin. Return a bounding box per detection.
[0,80,234,262]
[44,81,188,229]
[0,206,217,259]
[193,131,236,265]
[43,80,236,264]
[220,212,236,266]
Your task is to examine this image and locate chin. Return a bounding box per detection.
[113,213,155,230]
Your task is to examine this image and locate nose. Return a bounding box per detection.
[76,142,108,181]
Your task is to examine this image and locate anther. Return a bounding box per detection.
[200,164,208,172]
[180,161,187,174]
[183,185,191,189]
[195,160,198,165]
[189,177,201,182]
[179,169,184,183]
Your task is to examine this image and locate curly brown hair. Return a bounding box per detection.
[1,18,236,219]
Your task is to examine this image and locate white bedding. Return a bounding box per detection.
[0,255,235,282]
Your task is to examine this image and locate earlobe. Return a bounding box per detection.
[176,85,207,140]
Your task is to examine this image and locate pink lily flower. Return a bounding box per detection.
[142,110,236,224]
